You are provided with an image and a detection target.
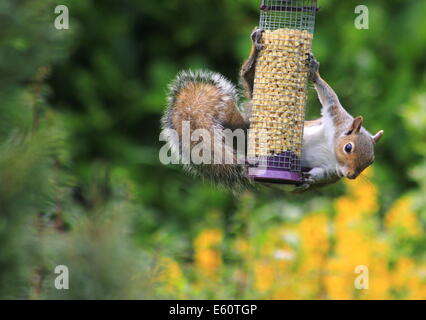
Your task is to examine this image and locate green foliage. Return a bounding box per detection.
[0,0,155,299]
[0,0,68,298]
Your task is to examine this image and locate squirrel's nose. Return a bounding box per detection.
[347,173,357,179]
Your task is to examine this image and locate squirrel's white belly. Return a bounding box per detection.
[301,123,337,171]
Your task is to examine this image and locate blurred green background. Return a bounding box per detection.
[0,0,425,299]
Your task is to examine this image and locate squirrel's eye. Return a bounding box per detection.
[344,143,353,153]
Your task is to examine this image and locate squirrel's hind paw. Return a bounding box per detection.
[251,28,265,51]
[306,53,320,82]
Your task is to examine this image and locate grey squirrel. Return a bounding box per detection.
[161,29,384,190]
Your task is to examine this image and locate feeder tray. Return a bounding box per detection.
[247,0,318,184]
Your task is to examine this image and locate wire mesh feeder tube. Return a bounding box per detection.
[247,0,317,184]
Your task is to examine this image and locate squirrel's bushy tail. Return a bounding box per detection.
[161,70,250,189]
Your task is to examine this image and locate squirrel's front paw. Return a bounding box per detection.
[293,172,314,192]
[306,53,320,82]
[251,28,265,51]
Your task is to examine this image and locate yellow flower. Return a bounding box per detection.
[335,197,361,221]
[335,230,371,264]
[385,196,421,236]
[324,276,353,299]
[195,249,222,277]
[194,229,223,278]
[335,167,378,219]
[359,258,390,300]
[194,229,223,249]
[298,213,329,274]
[158,257,185,294]
[254,261,274,293]
[348,181,378,215]
[298,213,329,254]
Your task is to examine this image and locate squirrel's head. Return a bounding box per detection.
[335,116,384,179]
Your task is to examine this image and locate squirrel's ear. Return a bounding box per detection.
[348,116,363,134]
[372,130,384,144]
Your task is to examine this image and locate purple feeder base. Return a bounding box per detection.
[248,152,303,184]
[248,167,302,184]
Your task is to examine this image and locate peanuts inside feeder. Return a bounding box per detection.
[248,0,318,184]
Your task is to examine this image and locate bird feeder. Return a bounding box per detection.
[247,0,318,184]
